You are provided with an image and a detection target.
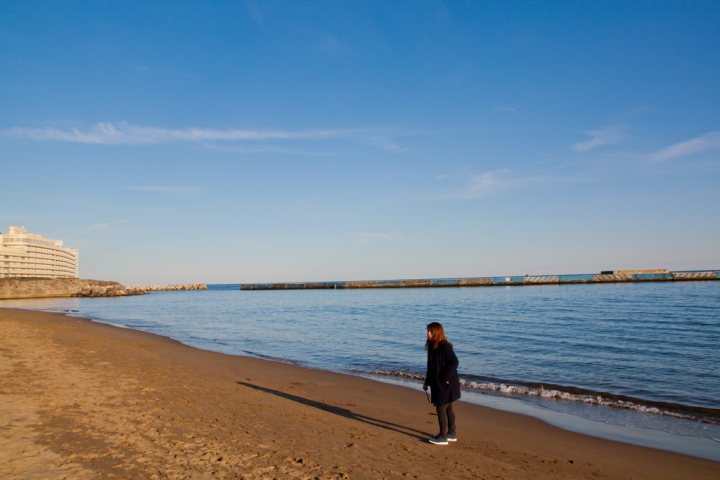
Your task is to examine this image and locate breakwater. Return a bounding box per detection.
[239,269,720,290]
[127,284,208,292]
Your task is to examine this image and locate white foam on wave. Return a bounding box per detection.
[459,380,715,424]
[358,370,718,425]
[361,369,426,381]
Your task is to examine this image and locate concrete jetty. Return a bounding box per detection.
[239,269,720,291]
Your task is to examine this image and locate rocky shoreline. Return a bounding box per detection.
[0,278,207,300]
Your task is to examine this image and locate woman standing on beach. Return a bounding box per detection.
[423,322,461,445]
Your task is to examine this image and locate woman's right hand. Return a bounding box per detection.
[423,384,428,391]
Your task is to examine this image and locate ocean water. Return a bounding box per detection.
[3,281,720,458]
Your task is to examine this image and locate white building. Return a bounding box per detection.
[0,226,78,278]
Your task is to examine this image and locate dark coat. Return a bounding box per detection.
[424,342,461,406]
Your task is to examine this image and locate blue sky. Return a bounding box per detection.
[2,1,719,284]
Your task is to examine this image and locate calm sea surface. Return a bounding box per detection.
[3,280,720,450]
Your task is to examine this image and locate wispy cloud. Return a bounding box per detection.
[3,122,345,145]
[356,135,406,153]
[356,232,396,245]
[2,121,408,153]
[574,124,628,152]
[464,169,548,198]
[244,0,274,26]
[122,61,148,72]
[86,220,131,232]
[494,106,517,112]
[647,131,720,162]
[203,143,338,156]
[87,223,112,231]
[122,186,200,193]
[310,31,348,55]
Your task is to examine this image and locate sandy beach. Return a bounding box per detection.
[1,308,718,479]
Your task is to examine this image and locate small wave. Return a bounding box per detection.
[351,369,720,426]
[102,321,131,330]
[459,380,720,426]
[243,350,300,365]
[351,369,426,381]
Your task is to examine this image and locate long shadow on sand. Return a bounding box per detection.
[237,381,430,442]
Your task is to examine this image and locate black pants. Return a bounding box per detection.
[436,401,456,437]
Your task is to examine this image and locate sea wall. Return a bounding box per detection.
[240,270,720,290]
[0,278,147,299]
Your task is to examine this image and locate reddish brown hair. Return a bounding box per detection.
[425,322,451,351]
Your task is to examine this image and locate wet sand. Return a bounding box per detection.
[1,307,718,479]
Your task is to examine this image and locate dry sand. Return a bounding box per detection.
[1,307,718,479]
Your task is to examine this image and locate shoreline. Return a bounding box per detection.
[1,307,718,478]
[3,296,720,459]
[370,375,720,463]
[4,298,720,461]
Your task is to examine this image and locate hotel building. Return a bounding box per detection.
[0,226,78,278]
